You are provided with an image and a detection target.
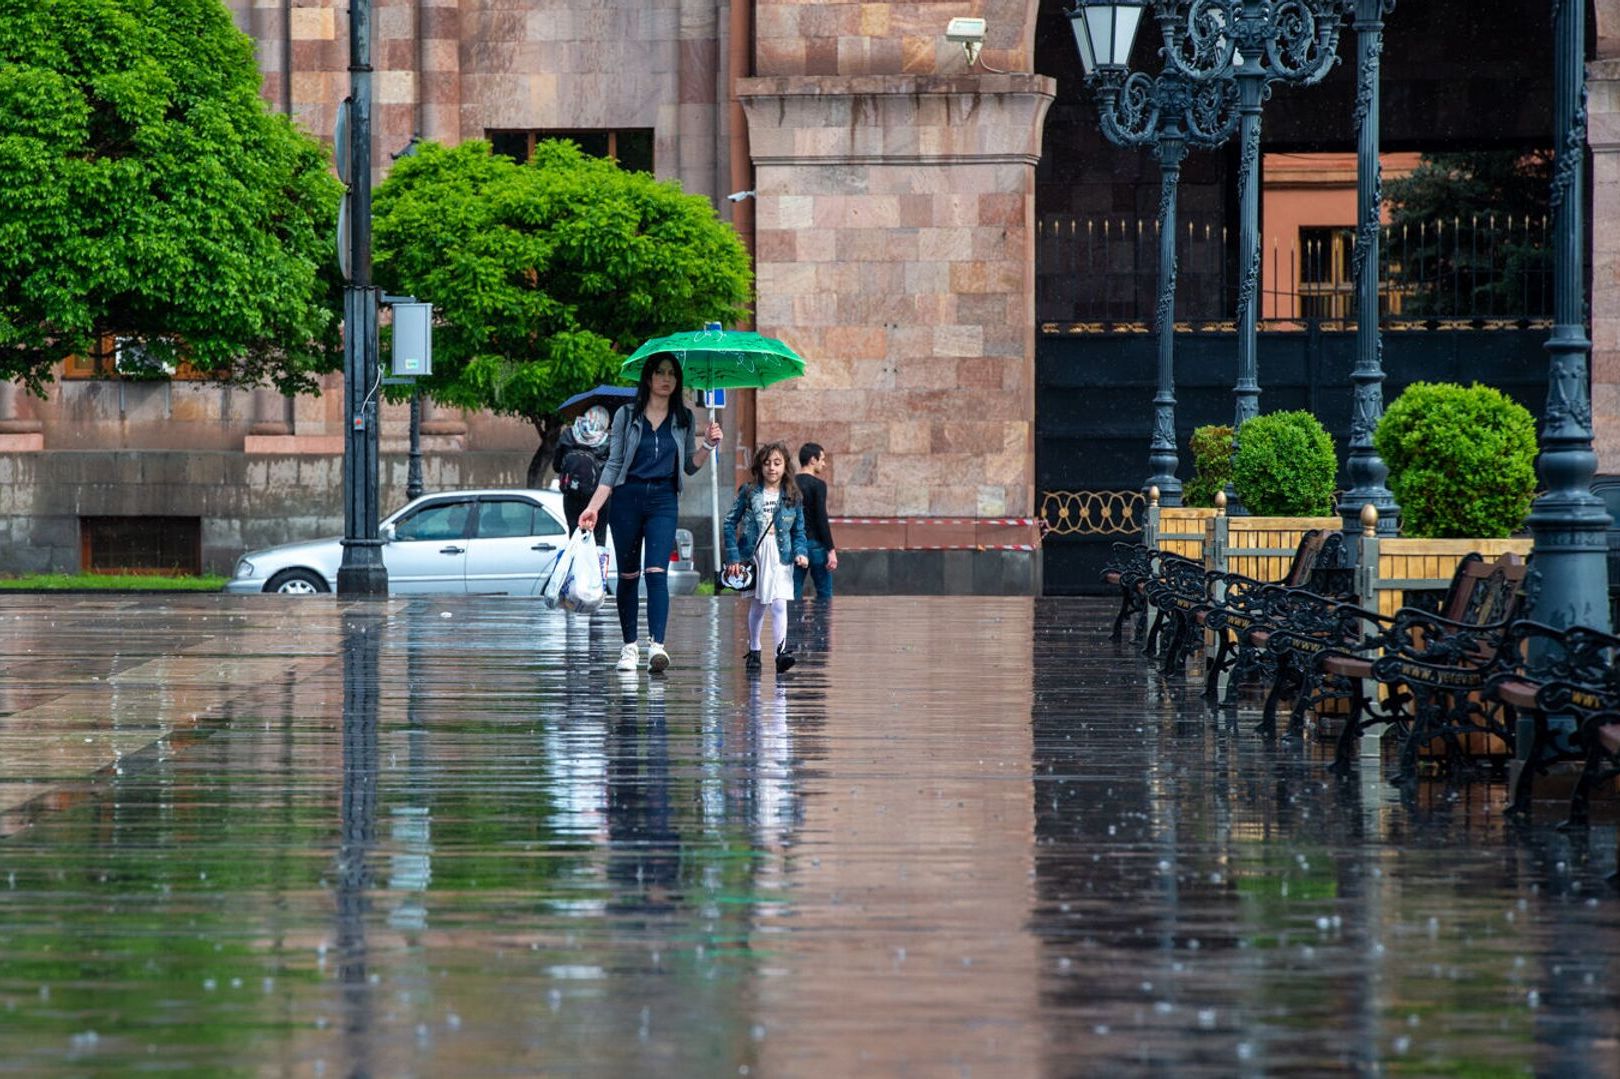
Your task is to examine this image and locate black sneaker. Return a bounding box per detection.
[775,645,796,674]
[745,649,762,671]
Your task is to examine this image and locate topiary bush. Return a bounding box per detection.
[1373,381,1538,537]
[1232,411,1338,516]
[1184,424,1234,507]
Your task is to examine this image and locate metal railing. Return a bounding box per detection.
[1039,213,1555,330]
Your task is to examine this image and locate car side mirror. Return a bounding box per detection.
[379,523,396,543]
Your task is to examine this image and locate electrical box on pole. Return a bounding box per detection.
[391,302,433,376]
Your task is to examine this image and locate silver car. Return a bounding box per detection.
[224,488,699,596]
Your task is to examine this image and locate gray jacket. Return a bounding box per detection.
[598,404,705,493]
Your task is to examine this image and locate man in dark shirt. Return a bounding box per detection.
[794,442,838,599]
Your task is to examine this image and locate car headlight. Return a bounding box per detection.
[234,558,256,579]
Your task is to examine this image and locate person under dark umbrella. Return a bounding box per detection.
[551,404,612,546]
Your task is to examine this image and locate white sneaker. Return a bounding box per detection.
[648,643,670,673]
[616,642,639,671]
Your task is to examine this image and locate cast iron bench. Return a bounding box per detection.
[1487,620,1620,824]
[1302,551,1528,782]
[1100,541,1154,642]
[1198,529,1348,701]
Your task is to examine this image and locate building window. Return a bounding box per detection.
[60,335,219,381]
[487,128,655,174]
[81,517,202,576]
[1298,226,1356,320]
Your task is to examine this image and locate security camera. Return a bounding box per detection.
[726,189,755,202]
[945,16,987,67]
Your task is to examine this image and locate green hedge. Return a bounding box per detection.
[1184,424,1234,508]
[1232,411,1338,516]
[1373,381,1538,537]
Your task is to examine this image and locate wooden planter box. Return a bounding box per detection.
[1143,504,1220,563]
[1207,514,1343,579]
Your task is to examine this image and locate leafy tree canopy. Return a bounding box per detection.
[0,0,344,394]
[371,139,753,481]
[1382,150,1552,319]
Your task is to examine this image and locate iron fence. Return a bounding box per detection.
[1039,212,1555,330]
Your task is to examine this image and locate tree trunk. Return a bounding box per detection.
[526,416,563,489]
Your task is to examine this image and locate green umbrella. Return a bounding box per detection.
[619,328,806,390]
[622,327,806,577]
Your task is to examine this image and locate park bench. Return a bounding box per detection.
[1100,541,1155,642]
[1300,551,1528,781]
[1487,620,1620,824]
[1198,529,1348,701]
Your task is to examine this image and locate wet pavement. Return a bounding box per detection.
[1,594,1618,1076]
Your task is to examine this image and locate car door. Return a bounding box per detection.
[464,496,569,594]
[383,498,474,593]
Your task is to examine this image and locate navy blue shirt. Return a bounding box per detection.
[626,413,679,481]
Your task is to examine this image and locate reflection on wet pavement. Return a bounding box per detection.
[0,595,1617,1075]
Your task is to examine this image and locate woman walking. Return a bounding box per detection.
[723,442,809,674]
[578,354,723,673]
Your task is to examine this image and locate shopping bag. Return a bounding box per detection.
[558,530,606,615]
[540,529,585,607]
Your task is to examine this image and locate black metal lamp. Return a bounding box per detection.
[1068,1,1149,77]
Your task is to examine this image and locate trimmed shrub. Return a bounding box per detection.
[1184,424,1235,507]
[1232,411,1338,516]
[1373,381,1538,537]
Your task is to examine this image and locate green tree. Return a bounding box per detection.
[0,0,343,393]
[1382,150,1551,319]
[372,139,753,485]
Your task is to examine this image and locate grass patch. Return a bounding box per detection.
[693,578,717,597]
[0,574,229,592]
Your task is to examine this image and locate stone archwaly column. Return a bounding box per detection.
[738,73,1053,559]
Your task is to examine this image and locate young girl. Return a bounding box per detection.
[723,442,810,673]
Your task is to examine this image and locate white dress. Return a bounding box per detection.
[754,489,795,605]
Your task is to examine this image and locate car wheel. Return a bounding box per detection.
[265,569,330,595]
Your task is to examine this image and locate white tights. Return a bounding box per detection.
[747,598,788,652]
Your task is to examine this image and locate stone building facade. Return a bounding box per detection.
[6,0,1620,591]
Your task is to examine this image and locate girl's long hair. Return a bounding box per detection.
[749,441,800,504]
[631,352,693,429]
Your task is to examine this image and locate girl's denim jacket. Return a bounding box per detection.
[723,483,809,566]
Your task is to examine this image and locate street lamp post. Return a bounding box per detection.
[1525,0,1611,632]
[1067,2,1241,506]
[1336,0,1399,548]
[1154,0,1347,513]
[337,0,388,594]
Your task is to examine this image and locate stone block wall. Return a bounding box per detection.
[0,450,530,577]
[741,74,1053,521]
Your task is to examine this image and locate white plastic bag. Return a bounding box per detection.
[539,533,575,607]
[557,530,606,615]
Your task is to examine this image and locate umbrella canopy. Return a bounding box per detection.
[557,384,635,420]
[620,329,805,391]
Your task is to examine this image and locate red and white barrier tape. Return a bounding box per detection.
[830,517,1037,527]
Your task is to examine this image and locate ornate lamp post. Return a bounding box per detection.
[1336,0,1399,545]
[1068,1,1239,506]
[1525,0,1612,632]
[1153,0,1347,511]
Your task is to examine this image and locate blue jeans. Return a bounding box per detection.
[793,543,833,599]
[608,478,677,643]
